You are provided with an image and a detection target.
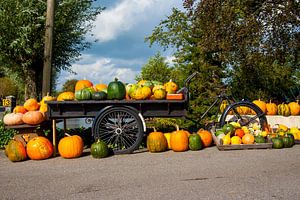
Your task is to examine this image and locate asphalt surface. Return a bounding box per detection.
[1,145,300,200]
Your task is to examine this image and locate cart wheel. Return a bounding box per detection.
[92,106,144,154]
[219,101,269,130]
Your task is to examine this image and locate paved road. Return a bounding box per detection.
[1,145,300,200]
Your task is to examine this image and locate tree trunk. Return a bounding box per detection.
[24,68,37,100]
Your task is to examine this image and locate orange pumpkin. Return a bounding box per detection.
[94,83,108,92]
[58,134,84,158]
[197,129,213,147]
[13,105,27,114]
[3,113,24,126]
[266,100,277,115]
[288,101,300,116]
[22,111,44,125]
[164,80,178,94]
[252,99,267,113]
[170,125,189,152]
[57,91,75,101]
[26,136,53,160]
[23,98,40,111]
[147,129,168,152]
[242,134,255,144]
[75,80,93,91]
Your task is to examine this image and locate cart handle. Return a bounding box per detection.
[176,71,199,94]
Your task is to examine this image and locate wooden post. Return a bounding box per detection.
[52,119,57,156]
[42,0,55,97]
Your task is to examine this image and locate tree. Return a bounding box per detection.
[0,0,104,99]
[62,79,78,93]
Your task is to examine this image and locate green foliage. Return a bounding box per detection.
[62,79,78,92]
[0,77,19,97]
[0,119,18,149]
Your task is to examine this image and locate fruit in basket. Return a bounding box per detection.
[57,91,75,101]
[277,103,290,116]
[75,80,93,91]
[197,129,212,147]
[3,113,24,126]
[147,129,168,152]
[254,135,266,143]
[234,128,245,138]
[242,134,255,144]
[289,127,300,140]
[107,78,126,100]
[222,133,231,145]
[271,137,284,149]
[58,134,84,158]
[231,136,242,145]
[188,134,202,150]
[153,88,167,100]
[241,126,250,134]
[170,126,189,152]
[92,91,107,100]
[22,111,44,125]
[222,124,235,135]
[164,80,178,94]
[23,98,40,111]
[26,136,53,160]
[13,105,27,114]
[215,129,225,137]
[252,99,267,113]
[288,101,300,115]
[277,124,288,132]
[266,100,277,115]
[75,88,92,100]
[5,139,27,162]
[90,139,109,158]
[229,121,241,128]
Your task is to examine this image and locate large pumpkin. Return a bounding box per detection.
[266,100,277,115]
[57,91,75,101]
[22,111,44,125]
[90,139,109,158]
[75,80,93,91]
[170,125,189,152]
[3,113,24,126]
[197,129,213,147]
[252,99,267,113]
[26,136,53,160]
[107,78,126,100]
[5,139,27,162]
[288,101,300,116]
[13,105,27,114]
[147,128,168,153]
[58,134,84,158]
[23,98,40,111]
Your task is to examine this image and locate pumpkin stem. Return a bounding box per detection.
[152,127,157,132]
[65,133,71,137]
[114,77,118,82]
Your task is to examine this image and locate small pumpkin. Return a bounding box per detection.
[271,137,284,149]
[266,100,277,115]
[94,83,108,92]
[57,91,75,101]
[277,103,290,116]
[164,79,178,94]
[242,134,255,144]
[252,99,267,113]
[170,125,189,152]
[75,79,93,91]
[288,101,300,116]
[22,111,44,125]
[90,139,109,158]
[3,113,24,126]
[138,80,154,89]
[58,134,84,159]
[147,128,168,153]
[197,129,213,147]
[189,134,202,151]
[92,91,107,100]
[5,139,27,162]
[107,78,126,100]
[26,136,53,160]
[163,132,172,149]
[23,98,40,111]
[153,88,167,100]
[75,88,92,100]
[132,86,152,100]
[152,85,165,93]
[13,105,27,114]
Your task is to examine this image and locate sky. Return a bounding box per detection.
[56,0,183,90]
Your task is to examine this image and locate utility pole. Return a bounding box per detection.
[42,0,55,97]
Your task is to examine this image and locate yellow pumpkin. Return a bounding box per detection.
[164,80,178,94]
[147,129,168,153]
[131,86,152,100]
[152,85,165,93]
[219,100,229,113]
[266,100,277,115]
[163,133,172,149]
[278,103,290,116]
[153,89,167,100]
[237,106,250,115]
[288,101,300,116]
[252,99,267,113]
[57,91,75,101]
[39,93,56,113]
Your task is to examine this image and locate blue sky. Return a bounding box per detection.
[56,0,183,89]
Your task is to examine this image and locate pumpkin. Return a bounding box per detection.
[22,111,44,125]
[107,78,126,100]
[277,103,290,116]
[26,136,53,160]
[254,135,266,143]
[3,113,24,126]
[271,137,284,149]
[138,80,154,89]
[39,93,56,113]
[75,88,92,100]
[23,98,40,111]
[152,85,165,93]
[170,125,189,152]
[147,128,168,152]
[90,139,109,158]
[288,101,300,116]
[197,129,213,147]
[13,105,27,114]
[75,79,93,91]
[242,134,255,144]
[266,100,277,115]
[252,99,267,113]
[57,91,75,101]
[164,79,178,94]
[153,88,167,100]
[237,106,250,115]
[131,86,152,100]
[92,91,107,100]
[5,139,27,162]
[188,134,202,151]
[163,132,172,149]
[282,134,294,148]
[58,134,84,158]
[94,83,108,92]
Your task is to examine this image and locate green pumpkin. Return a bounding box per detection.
[254,135,266,143]
[90,139,109,158]
[222,124,235,135]
[282,135,294,148]
[215,129,225,137]
[75,88,92,100]
[5,140,27,162]
[188,134,202,151]
[92,91,107,100]
[271,137,284,149]
[107,78,126,100]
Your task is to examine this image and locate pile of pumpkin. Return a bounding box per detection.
[146,125,213,152]
[220,99,300,116]
[5,133,110,162]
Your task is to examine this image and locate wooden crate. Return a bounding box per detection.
[211,127,273,151]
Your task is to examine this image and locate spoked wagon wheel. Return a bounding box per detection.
[92,106,144,154]
[219,101,269,131]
